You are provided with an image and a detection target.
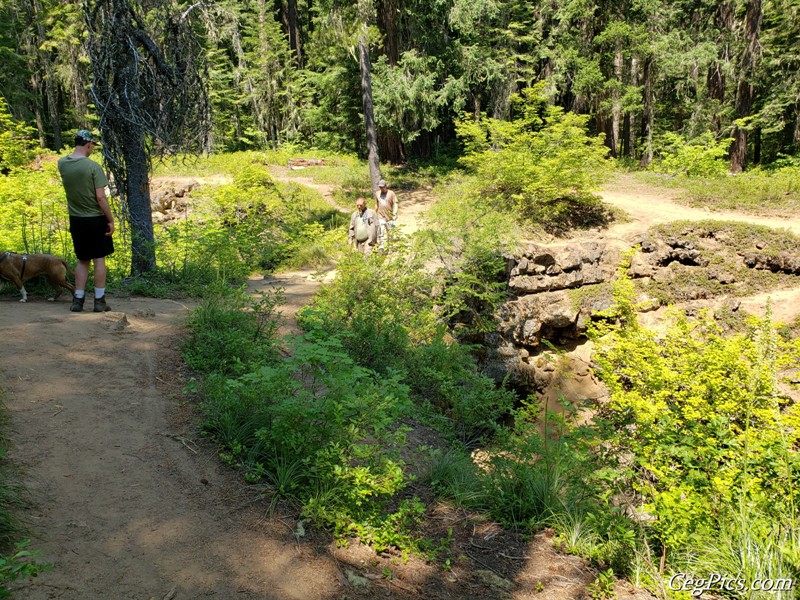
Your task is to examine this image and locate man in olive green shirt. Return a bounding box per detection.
[57,130,115,312]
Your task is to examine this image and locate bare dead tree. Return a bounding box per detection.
[357,0,382,193]
[84,0,211,275]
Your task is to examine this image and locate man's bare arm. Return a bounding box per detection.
[95,187,115,236]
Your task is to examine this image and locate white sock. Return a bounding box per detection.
[75,290,85,299]
[95,288,105,299]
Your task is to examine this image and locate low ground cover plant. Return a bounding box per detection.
[0,399,51,594]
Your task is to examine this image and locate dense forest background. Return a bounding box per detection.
[1,0,798,172]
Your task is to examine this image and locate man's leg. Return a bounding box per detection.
[378,219,387,248]
[74,259,90,291]
[70,259,90,311]
[92,257,107,291]
[92,257,110,312]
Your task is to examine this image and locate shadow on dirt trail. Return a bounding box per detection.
[0,296,348,599]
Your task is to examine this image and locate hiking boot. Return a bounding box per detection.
[70,295,85,312]
[93,295,110,312]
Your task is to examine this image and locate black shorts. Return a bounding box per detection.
[69,215,115,261]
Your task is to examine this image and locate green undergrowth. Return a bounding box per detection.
[184,230,800,596]
[587,268,800,597]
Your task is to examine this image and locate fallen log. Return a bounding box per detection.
[288,158,326,169]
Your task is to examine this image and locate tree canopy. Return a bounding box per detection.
[0,0,796,169]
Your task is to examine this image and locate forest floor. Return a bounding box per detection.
[3,172,800,599]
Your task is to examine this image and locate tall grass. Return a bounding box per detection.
[636,166,800,216]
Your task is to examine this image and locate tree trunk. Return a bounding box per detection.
[358,32,381,192]
[622,55,638,159]
[753,125,761,164]
[379,134,405,164]
[730,0,761,173]
[29,70,47,148]
[287,0,302,68]
[609,47,623,157]
[123,131,155,275]
[639,56,654,167]
[707,2,733,134]
[377,0,399,66]
[31,0,62,150]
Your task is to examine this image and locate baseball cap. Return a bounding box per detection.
[75,129,100,144]
[378,179,387,187]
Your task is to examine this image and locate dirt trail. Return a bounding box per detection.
[3,171,800,599]
[600,173,800,239]
[1,297,343,599]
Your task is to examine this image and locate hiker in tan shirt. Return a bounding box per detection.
[348,197,379,256]
[374,179,397,249]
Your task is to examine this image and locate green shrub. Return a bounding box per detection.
[0,165,70,255]
[484,401,600,530]
[195,330,424,551]
[183,288,282,376]
[455,84,612,232]
[406,335,515,445]
[0,99,40,173]
[589,269,800,557]
[650,132,732,177]
[418,176,521,333]
[298,251,438,370]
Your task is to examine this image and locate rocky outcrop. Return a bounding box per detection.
[149,179,196,224]
[627,235,708,278]
[482,241,618,402]
[743,253,800,274]
[506,242,607,294]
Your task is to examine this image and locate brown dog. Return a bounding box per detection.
[0,252,76,303]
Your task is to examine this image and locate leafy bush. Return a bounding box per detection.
[589,269,800,557]
[183,289,283,376]
[193,321,423,551]
[455,84,612,232]
[406,335,515,445]
[0,165,71,255]
[298,251,438,371]
[650,132,732,177]
[418,176,522,333]
[0,99,40,173]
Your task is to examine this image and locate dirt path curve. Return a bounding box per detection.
[599,173,800,239]
[3,171,800,599]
